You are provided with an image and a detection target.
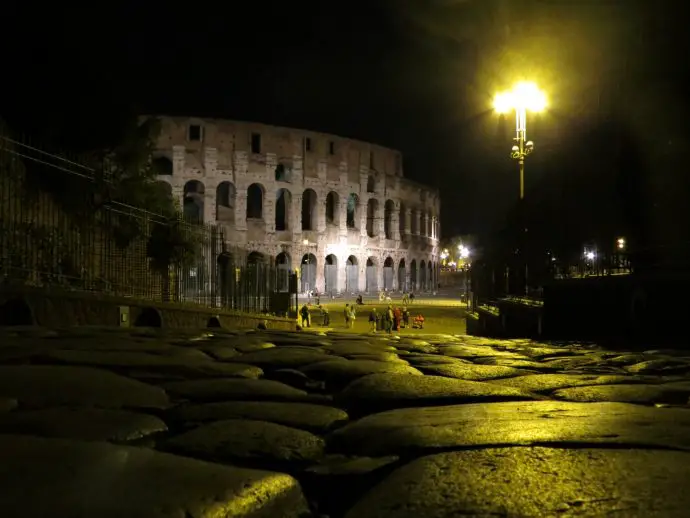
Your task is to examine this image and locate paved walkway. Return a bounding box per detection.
[1,326,690,516]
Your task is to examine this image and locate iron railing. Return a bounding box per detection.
[0,128,279,314]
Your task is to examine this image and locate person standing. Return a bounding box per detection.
[320,305,330,326]
[393,306,402,332]
[343,304,351,328]
[369,308,377,332]
[300,304,310,328]
[385,305,394,334]
[349,304,356,329]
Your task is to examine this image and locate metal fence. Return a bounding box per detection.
[0,129,278,314]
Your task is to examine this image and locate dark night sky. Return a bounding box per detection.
[3,0,688,239]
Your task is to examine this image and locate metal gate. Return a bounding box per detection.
[324,264,338,294]
[383,267,394,290]
[398,266,406,292]
[276,264,290,292]
[301,263,316,293]
[345,265,359,293]
[366,266,377,293]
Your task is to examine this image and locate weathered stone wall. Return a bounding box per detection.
[149,116,443,293]
[0,286,294,330]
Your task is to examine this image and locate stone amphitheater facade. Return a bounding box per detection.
[152,116,441,295]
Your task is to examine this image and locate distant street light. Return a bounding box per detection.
[617,237,626,250]
[458,245,470,260]
[585,250,596,261]
[493,81,547,200]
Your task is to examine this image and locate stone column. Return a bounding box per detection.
[317,196,327,233]
[203,190,215,223]
[235,186,247,231]
[375,200,385,238]
[338,194,348,237]
[404,208,412,236]
[359,198,368,237]
[172,145,185,176]
[377,262,384,293]
[392,202,401,241]
[405,264,411,292]
[292,193,303,236]
[316,249,325,293]
[422,212,429,237]
[264,193,275,234]
[413,210,421,236]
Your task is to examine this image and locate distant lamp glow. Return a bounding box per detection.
[302,239,309,245]
[617,237,626,250]
[493,81,547,114]
[458,245,470,259]
[585,251,596,261]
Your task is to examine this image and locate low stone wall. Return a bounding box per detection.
[0,286,295,330]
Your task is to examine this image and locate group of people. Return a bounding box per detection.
[299,294,424,332]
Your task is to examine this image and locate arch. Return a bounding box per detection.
[0,297,34,326]
[134,307,162,328]
[398,258,406,292]
[275,188,292,231]
[410,259,418,291]
[383,256,394,291]
[216,181,236,223]
[367,175,375,193]
[276,252,291,292]
[152,156,173,175]
[247,251,266,264]
[384,199,395,239]
[301,188,317,231]
[325,191,339,225]
[183,180,205,224]
[324,254,338,294]
[420,259,427,291]
[366,198,379,237]
[346,193,359,229]
[345,255,359,293]
[300,253,317,293]
[207,316,222,328]
[365,256,378,293]
[247,183,265,219]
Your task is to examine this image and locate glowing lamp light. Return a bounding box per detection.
[617,238,626,250]
[493,81,547,114]
[585,251,596,261]
[458,245,471,260]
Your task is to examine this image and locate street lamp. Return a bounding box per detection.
[493,82,546,200]
[617,237,626,250]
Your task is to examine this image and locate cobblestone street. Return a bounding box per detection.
[2,324,690,517]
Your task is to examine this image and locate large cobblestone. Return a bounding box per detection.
[2,325,690,516]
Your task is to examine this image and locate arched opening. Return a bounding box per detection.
[275,188,291,231]
[365,257,378,293]
[410,259,417,291]
[366,198,379,237]
[383,256,394,291]
[152,156,173,175]
[156,180,173,201]
[300,253,317,293]
[324,254,338,294]
[384,199,395,239]
[247,183,264,219]
[367,175,375,193]
[0,297,34,326]
[420,260,427,291]
[399,202,406,237]
[398,258,406,292]
[346,193,359,229]
[183,180,205,224]
[134,307,162,328]
[301,189,317,231]
[207,316,222,328]
[345,255,359,293]
[216,181,236,223]
[275,163,290,182]
[217,253,232,308]
[276,252,291,292]
[325,192,339,225]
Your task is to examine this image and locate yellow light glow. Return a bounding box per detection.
[493,82,547,113]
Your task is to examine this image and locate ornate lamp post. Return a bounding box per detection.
[493,82,547,295]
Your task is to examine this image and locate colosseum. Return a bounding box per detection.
[151,116,441,295]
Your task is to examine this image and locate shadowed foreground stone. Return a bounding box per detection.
[0,434,308,518]
[166,419,325,466]
[0,366,169,409]
[168,400,349,433]
[329,400,690,456]
[162,378,316,403]
[344,447,690,518]
[417,362,527,381]
[0,398,17,413]
[39,350,263,379]
[336,373,537,415]
[227,349,338,369]
[487,373,652,393]
[0,408,167,442]
[300,360,423,388]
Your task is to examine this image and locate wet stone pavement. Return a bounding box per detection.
[2,328,690,516]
